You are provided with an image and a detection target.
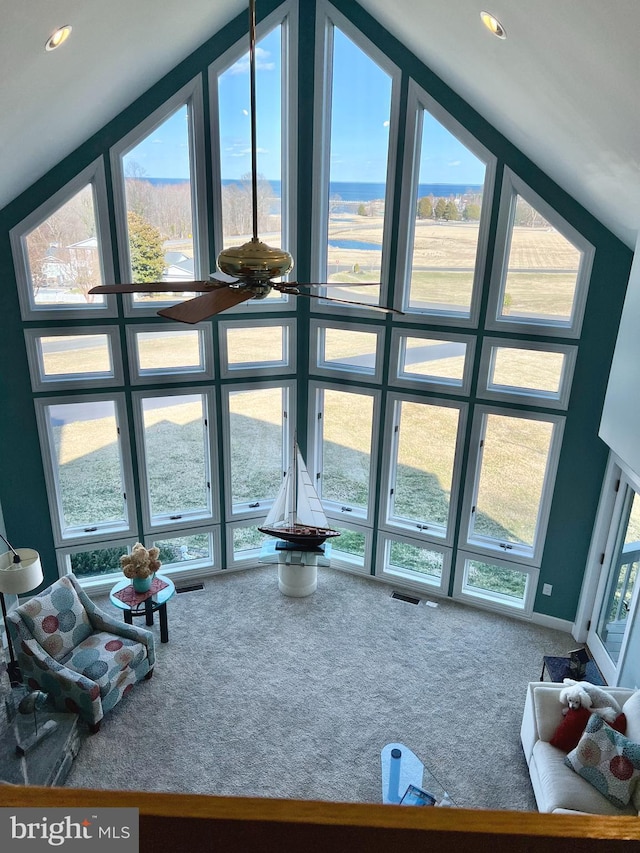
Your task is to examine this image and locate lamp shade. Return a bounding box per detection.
[0,548,43,595]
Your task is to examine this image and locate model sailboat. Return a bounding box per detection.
[259,441,340,549]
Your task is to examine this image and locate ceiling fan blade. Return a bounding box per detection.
[157,286,254,324]
[280,288,403,315]
[287,281,381,288]
[88,279,231,294]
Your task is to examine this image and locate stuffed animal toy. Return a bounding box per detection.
[120,542,162,580]
[559,679,621,723]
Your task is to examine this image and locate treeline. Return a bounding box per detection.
[415,192,483,222]
[125,173,277,241]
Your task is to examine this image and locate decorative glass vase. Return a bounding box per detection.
[132,575,153,593]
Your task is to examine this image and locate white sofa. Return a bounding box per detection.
[520,681,640,814]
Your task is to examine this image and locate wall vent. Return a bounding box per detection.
[390,591,421,605]
[175,583,204,594]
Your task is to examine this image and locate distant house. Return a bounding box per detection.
[164,251,194,282]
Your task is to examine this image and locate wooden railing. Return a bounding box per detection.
[0,788,638,851]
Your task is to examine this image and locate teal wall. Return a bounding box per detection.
[0,0,633,620]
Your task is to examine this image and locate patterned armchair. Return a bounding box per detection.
[7,572,155,732]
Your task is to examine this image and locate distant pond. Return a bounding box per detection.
[328,239,381,251]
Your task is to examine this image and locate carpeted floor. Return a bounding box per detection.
[65,565,576,810]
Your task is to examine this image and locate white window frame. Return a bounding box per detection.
[10,159,117,321]
[225,519,272,571]
[35,392,136,547]
[109,78,210,318]
[394,79,496,327]
[310,319,384,383]
[453,550,539,618]
[310,0,400,319]
[460,405,565,567]
[379,392,467,546]
[208,1,297,316]
[323,517,373,576]
[145,525,222,578]
[24,326,124,392]
[308,381,381,526]
[218,318,296,378]
[375,532,451,596]
[390,328,475,395]
[125,322,215,385]
[486,168,595,338]
[132,387,219,533]
[56,537,137,593]
[220,379,295,519]
[477,337,577,409]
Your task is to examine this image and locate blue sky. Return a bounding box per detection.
[125,24,485,186]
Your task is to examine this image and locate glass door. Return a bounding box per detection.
[588,474,640,684]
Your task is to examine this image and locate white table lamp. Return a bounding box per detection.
[0,533,44,684]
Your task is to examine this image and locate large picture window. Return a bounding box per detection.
[223,383,293,516]
[11,161,116,321]
[110,79,208,315]
[381,395,465,544]
[135,390,216,530]
[36,394,134,545]
[310,384,379,522]
[461,407,564,565]
[487,169,594,337]
[398,83,494,323]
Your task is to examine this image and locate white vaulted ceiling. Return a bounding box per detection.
[2,0,639,248]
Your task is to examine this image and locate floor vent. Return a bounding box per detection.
[391,591,421,605]
[175,583,204,594]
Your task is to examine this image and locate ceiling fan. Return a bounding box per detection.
[89,0,400,324]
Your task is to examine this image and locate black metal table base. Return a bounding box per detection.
[123,599,169,643]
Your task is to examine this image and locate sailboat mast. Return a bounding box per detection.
[290,436,297,528]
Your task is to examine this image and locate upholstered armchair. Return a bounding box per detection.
[7,572,155,732]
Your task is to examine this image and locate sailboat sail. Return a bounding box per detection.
[259,442,340,547]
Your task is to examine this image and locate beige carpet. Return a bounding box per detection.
[65,565,575,810]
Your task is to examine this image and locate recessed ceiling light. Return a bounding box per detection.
[45,25,72,52]
[480,11,506,39]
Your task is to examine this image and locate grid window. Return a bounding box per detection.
[219,320,294,376]
[150,529,217,573]
[488,170,593,337]
[384,397,463,542]
[321,24,394,310]
[392,330,473,393]
[37,396,133,543]
[25,328,123,391]
[137,392,213,527]
[454,552,538,616]
[226,385,290,514]
[127,325,213,383]
[463,408,564,564]
[376,534,450,593]
[313,386,377,519]
[312,322,383,380]
[478,339,576,408]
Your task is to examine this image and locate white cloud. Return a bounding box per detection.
[228,47,275,75]
[383,120,389,127]
[448,160,462,167]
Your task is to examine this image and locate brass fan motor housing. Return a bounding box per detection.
[217,239,294,283]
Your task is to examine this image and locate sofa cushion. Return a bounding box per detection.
[565,714,640,808]
[17,575,93,661]
[550,707,592,752]
[533,685,569,743]
[532,741,636,815]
